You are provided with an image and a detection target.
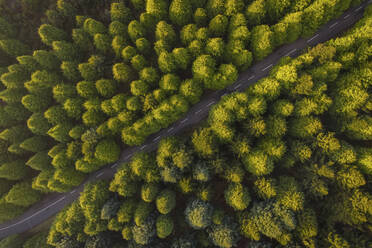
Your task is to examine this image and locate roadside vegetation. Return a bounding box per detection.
[1,3,369,247]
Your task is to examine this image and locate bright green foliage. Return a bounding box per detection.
[250,25,274,61]
[208,14,228,37]
[156,189,176,214]
[225,183,251,210]
[192,128,218,158]
[179,79,203,104]
[33,51,60,71]
[141,183,159,202]
[130,80,149,96]
[243,150,274,176]
[128,20,146,43]
[156,214,174,238]
[169,0,193,26]
[180,24,197,46]
[111,2,133,24]
[205,38,225,59]
[47,123,73,143]
[27,112,51,135]
[206,0,226,17]
[61,61,80,82]
[136,38,151,55]
[132,215,156,245]
[245,0,266,25]
[22,94,51,113]
[158,52,177,73]
[83,18,107,36]
[5,181,41,207]
[96,79,117,98]
[254,177,277,200]
[94,139,120,163]
[113,63,135,84]
[38,24,68,46]
[20,136,47,152]
[208,218,240,248]
[146,0,169,21]
[0,39,30,57]
[52,41,78,61]
[173,48,191,71]
[185,199,213,230]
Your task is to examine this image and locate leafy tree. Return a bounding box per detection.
[113,63,135,84]
[243,150,274,176]
[110,2,133,24]
[194,7,208,26]
[53,84,77,104]
[156,214,174,238]
[132,215,156,245]
[179,79,203,104]
[158,52,177,73]
[156,189,176,214]
[208,218,241,248]
[185,199,213,230]
[94,139,120,163]
[136,38,151,55]
[128,20,146,43]
[38,24,68,46]
[206,0,226,17]
[250,25,274,61]
[245,0,266,26]
[180,24,197,46]
[192,128,219,158]
[173,48,191,71]
[208,14,228,37]
[48,123,73,143]
[225,183,251,210]
[146,0,169,21]
[84,18,107,36]
[254,177,277,200]
[64,98,84,119]
[169,0,193,26]
[289,116,323,139]
[5,181,41,207]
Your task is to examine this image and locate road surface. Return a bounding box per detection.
[0,0,370,239]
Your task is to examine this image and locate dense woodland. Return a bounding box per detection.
[1,3,370,247]
[0,0,366,224]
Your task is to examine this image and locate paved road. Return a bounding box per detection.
[0,0,370,239]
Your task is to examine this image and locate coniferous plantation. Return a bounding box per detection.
[0,0,371,247]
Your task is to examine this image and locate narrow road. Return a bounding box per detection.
[0,0,370,239]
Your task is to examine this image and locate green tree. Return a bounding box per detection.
[208,218,241,248]
[156,214,174,238]
[156,189,176,214]
[5,181,41,207]
[243,150,274,176]
[110,2,133,23]
[169,0,193,26]
[94,139,120,163]
[225,183,251,210]
[250,25,274,61]
[113,63,135,84]
[185,199,213,230]
[208,14,228,37]
[38,24,68,46]
[146,0,169,21]
[128,20,146,43]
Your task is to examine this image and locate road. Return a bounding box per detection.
[0,0,370,239]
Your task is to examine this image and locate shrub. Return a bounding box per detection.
[185,199,213,230]
[156,214,174,238]
[156,189,176,214]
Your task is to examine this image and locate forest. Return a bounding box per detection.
[0,0,366,224]
[0,0,370,247]
[0,0,371,247]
